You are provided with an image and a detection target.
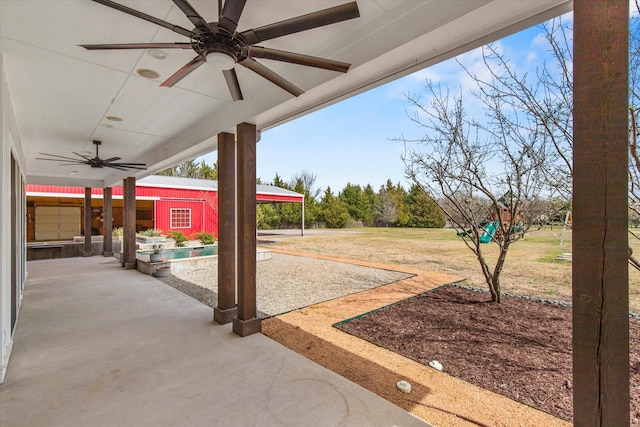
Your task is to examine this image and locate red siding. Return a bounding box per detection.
[26,182,301,237]
[256,194,303,203]
[156,200,207,237]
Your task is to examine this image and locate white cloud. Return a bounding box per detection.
[526,50,539,65]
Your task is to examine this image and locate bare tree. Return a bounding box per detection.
[400,82,554,302]
[374,191,398,227]
[290,170,321,200]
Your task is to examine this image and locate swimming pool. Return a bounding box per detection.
[138,245,218,260]
[135,245,271,278]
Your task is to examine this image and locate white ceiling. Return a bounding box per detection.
[0,0,571,188]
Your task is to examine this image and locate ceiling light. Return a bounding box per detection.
[106,116,123,122]
[206,52,235,70]
[147,50,168,60]
[101,123,113,128]
[69,170,79,176]
[137,68,160,79]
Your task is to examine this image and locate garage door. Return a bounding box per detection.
[35,206,80,241]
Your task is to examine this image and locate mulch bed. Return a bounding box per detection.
[335,285,640,422]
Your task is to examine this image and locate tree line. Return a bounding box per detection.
[158,163,446,229]
[257,172,445,230]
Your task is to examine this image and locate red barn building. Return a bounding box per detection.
[26,175,304,241]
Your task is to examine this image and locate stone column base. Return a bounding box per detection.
[83,251,93,257]
[124,261,136,270]
[103,251,113,257]
[214,306,237,325]
[233,317,262,337]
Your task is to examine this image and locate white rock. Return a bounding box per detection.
[396,380,411,393]
[429,360,443,371]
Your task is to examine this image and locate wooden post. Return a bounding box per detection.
[103,187,113,257]
[573,1,629,425]
[233,122,261,336]
[83,187,92,257]
[214,132,238,324]
[121,178,128,267]
[123,177,137,270]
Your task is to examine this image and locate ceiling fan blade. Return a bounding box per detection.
[218,0,247,34]
[106,165,129,171]
[72,152,93,160]
[160,56,206,87]
[91,0,193,38]
[35,158,85,164]
[120,166,148,170]
[172,0,210,33]
[37,152,84,161]
[111,162,148,167]
[223,68,243,101]
[240,2,359,44]
[80,42,192,50]
[103,157,122,162]
[239,58,303,97]
[248,46,350,73]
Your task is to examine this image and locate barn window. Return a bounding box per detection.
[170,208,191,228]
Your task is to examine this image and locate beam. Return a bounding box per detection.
[103,187,113,257]
[233,122,261,336]
[572,1,630,425]
[83,188,92,257]
[214,132,238,324]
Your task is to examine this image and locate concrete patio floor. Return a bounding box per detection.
[0,256,429,427]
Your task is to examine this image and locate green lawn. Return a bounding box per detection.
[272,226,640,313]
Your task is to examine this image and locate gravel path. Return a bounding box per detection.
[157,253,412,317]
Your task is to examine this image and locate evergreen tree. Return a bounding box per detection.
[318,187,351,228]
[199,160,218,180]
[407,184,446,228]
[363,184,379,226]
[339,183,373,225]
[292,178,319,228]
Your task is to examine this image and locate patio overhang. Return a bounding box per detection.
[0,0,571,188]
[0,1,632,425]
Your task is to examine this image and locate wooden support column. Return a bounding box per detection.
[83,187,93,257]
[103,187,113,257]
[214,132,238,324]
[233,122,261,336]
[122,177,137,270]
[573,1,629,425]
[121,178,128,267]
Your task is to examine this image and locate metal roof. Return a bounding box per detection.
[138,175,304,201]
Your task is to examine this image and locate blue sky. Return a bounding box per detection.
[246,23,547,194]
[200,4,635,196]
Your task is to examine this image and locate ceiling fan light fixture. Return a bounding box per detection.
[137,68,160,79]
[206,51,236,70]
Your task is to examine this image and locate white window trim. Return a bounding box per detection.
[170,208,191,229]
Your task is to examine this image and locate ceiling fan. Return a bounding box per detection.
[36,140,148,171]
[80,0,360,101]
